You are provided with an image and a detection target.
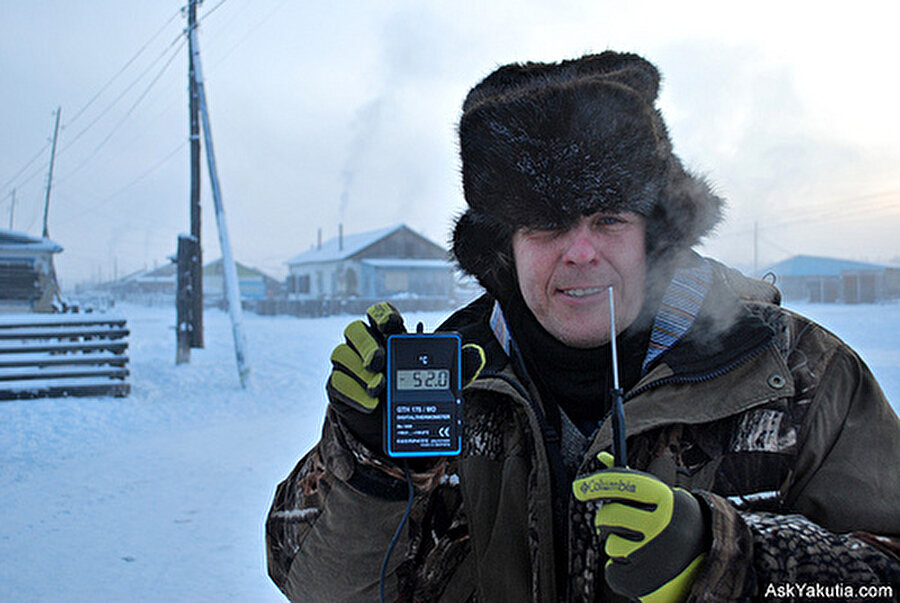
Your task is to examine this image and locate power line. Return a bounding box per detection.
[208,0,290,69]
[64,7,183,128]
[199,0,231,22]
[0,140,51,192]
[716,188,900,238]
[766,188,900,225]
[1,8,182,193]
[58,141,187,225]
[57,37,187,184]
[57,30,187,160]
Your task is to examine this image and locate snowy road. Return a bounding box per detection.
[1,301,898,601]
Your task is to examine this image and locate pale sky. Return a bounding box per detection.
[2,0,899,287]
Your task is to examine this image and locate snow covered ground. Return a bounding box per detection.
[1,300,898,602]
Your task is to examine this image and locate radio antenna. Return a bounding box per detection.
[608,286,628,467]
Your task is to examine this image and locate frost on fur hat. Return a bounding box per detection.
[451,51,724,300]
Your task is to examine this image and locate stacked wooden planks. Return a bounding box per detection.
[0,313,130,400]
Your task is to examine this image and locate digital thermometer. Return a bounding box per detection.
[383,332,463,458]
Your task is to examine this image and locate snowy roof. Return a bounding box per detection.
[116,258,270,285]
[361,258,453,269]
[0,228,62,253]
[286,224,405,265]
[765,254,889,277]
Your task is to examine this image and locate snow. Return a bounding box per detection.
[1,300,899,601]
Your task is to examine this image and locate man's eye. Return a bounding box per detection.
[596,216,626,228]
[523,227,566,240]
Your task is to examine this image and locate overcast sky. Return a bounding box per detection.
[2,1,899,287]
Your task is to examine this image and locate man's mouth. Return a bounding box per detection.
[559,286,605,298]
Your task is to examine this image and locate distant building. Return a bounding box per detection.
[0,228,63,313]
[284,224,455,302]
[764,254,900,303]
[98,258,279,305]
[202,259,283,305]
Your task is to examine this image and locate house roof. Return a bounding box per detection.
[117,258,271,284]
[286,224,407,265]
[0,228,62,253]
[361,258,454,269]
[202,258,276,280]
[765,254,888,277]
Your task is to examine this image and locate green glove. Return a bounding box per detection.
[326,302,487,452]
[572,452,709,602]
[326,302,407,450]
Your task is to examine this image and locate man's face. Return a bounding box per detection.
[512,212,647,348]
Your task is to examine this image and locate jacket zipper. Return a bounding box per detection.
[590,338,776,433]
[626,338,774,401]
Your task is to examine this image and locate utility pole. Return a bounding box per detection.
[186,2,250,387]
[176,234,195,364]
[43,107,61,238]
[8,189,14,230]
[188,0,203,349]
[177,0,203,364]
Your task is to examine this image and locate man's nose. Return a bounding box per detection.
[561,226,599,265]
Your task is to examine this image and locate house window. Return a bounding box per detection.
[384,271,409,292]
[344,268,358,296]
[297,274,310,294]
[0,260,40,301]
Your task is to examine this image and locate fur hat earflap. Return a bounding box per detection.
[452,51,724,299]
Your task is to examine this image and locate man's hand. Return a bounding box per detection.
[326,302,406,451]
[572,452,709,602]
[326,302,486,452]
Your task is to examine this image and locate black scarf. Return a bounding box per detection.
[504,292,650,438]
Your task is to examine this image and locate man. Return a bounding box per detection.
[267,52,900,601]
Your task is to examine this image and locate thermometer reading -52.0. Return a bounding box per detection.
[396,369,450,391]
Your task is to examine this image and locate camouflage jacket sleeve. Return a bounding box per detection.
[692,493,900,601]
[690,344,900,601]
[265,408,445,602]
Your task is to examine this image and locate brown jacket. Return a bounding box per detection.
[267,259,900,601]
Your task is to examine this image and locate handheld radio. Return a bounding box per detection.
[383,326,463,458]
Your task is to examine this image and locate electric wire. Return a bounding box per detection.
[2,155,51,200]
[714,189,900,239]
[57,37,187,184]
[198,0,230,22]
[0,10,181,193]
[57,30,187,161]
[0,140,51,193]
[380,461,414,603]
[59,141,187,225]
[64,8,182,128]
[208,0,290,69]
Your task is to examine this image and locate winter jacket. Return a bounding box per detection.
[266,256,900,601]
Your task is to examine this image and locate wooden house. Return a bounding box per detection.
[284,224,455,302]
[0,228,63,313]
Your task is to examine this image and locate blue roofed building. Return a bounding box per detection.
[764,255,900,303]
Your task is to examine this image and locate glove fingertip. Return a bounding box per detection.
[365,347,385,373]
[365,373,385,398]
[596,451,615,469]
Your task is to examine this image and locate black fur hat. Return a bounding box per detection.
[452,51,724,300]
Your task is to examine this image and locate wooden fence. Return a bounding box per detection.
[0,313,130,400]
